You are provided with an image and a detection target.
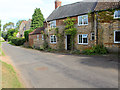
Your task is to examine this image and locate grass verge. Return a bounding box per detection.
[0,60,24,88]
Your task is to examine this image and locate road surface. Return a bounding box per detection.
[2,42,118,88]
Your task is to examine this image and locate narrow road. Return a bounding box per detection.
[2,42,118,88]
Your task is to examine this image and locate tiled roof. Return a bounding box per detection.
[46,2,97,22]
[95,1,120,11]
[29,27,45,35]
[46,1,120,22]
[22,21,27,24]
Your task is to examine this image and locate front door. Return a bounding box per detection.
[67,35,71,50]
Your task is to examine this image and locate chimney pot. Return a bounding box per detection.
[55,0,61,9]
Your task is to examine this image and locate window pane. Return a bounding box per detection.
[83,15,88,24]
[54,36,56,42]
[51,36,53,42]
[79,16,82,25]
[50,21,56,28]
[83,38,88,43]
[92,36,95,40]
[79,35,82,43]
[91,33,95,40]
[83,34,87,38]
[115,31,120,42]
[118,10,120,17]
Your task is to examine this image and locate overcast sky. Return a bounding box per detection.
[0,0,83,28]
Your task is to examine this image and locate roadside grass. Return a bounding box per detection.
[0,39,5,56]
[7,41,15,46]
[0,60,24,88]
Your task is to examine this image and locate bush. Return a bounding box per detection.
[8,36,13,42]
[43,41,49,49]
[82,45,108,55]
[70,50,81,54]
[10,37,25,46]
[7,29,16,36]
[24,29,33,41]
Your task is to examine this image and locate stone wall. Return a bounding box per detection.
[98,20,120,53]
[44,14,96,50]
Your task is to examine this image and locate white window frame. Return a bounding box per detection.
[91,33,95,40]
[37,35,39,40]
[50,35,57,44]
[42,35,44,40]
[114,10,120,19]
[114,30,120,43]
[50,20,56,28]
[78,34,88,45]
[78,15,88,26]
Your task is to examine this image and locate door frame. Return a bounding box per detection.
[65,35,67,50]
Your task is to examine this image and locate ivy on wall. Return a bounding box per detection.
[64,17,77,50]
[97,8,120,23]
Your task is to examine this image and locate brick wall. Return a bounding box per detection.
[29,34,44,48]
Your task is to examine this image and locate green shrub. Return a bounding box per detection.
[24,29,33,41]
[8,36,13,42]
[43,41,49,49]
[70,50,81,54]
[10,37,25,46]
[82,45,108,55]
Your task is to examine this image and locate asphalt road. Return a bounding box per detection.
[2,42,118,88]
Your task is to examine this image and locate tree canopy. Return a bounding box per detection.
[3,22,14,31]
[31,8,44,30]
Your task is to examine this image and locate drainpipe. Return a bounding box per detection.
[95,12,98,45]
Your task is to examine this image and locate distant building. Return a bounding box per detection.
[18,19,31,37]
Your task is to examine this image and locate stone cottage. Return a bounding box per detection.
[29,0,120,52]
[18,19,31,37]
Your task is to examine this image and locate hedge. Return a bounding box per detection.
[24,29,33,41]
[8,36,25,46]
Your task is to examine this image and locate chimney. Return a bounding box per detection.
[55,0,62,9]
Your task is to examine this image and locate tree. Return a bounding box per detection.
[31,8,44,30]
[7,29,16,36]
[3,22,14,31]
[0,20,1,31]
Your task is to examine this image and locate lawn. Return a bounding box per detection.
[0,60,24,88]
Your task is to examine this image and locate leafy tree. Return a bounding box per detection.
[7,29,16,36]
[31,8,44,30]
[3,22,14,31]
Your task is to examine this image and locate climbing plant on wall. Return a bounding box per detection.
[64,17,77,50]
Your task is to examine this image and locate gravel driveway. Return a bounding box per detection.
[2,42,118,88]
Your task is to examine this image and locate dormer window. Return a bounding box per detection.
[78,15,88,26]
[114,10,120,19]
[50,20,56,28]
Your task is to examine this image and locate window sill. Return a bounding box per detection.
[78,43,88,45]
[78,24,88,26]
[114,42,120,44]
[114,17,120,19]
[50,42,57,44]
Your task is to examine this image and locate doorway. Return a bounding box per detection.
[66,35,71,50]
